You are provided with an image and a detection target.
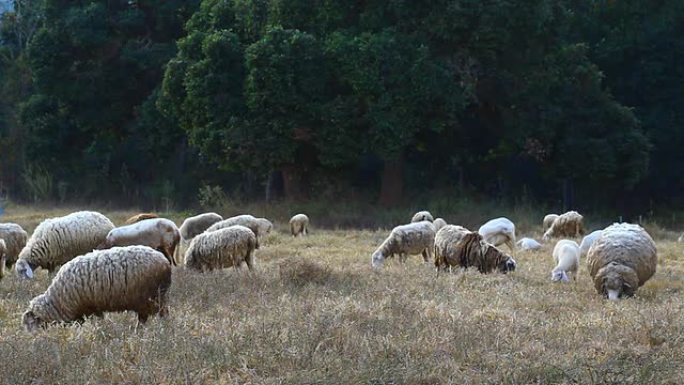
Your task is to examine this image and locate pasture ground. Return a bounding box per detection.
[1,205,684,384]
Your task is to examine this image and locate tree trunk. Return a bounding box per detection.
[379,156,404,207]
[281,165,306,200]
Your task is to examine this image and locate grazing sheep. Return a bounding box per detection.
[371,221,436,268]
[98,218,180,265]
[542,211,584,241]
[433,218,448,232]
[22,246,171,331]
[124,213,158,225]
[207,215,272,248]
[543,214,559,232]
[579,230,603,258]
[289,214,310,237]
[184,225,257,272]
[179,212,223,240]
[15,211,115,279]
[516,237,542,251]
[0,222,28,267]
[478,217,516,252]
[435,228,516,274]
[551,239,580,282]
[587,223,657,300]
[0,239,6,280]
[411,211,434,223]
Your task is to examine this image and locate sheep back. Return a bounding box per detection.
[207,215,269,248]
[179,212,223,240]
[124,213,158,225]
[21,246,171,330]
[101,218,180,265]
[184,225,257,271]
[477,217,516,251]
[411,211,434,223]
[433,218,447,232]
[289,214,310,237]
[543,211,584,240]
[0,222,28,266]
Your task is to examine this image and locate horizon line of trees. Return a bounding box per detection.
[0,0,682,215]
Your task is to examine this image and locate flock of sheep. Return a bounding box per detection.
[0,206,659,331]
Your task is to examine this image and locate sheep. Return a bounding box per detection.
[433,218,448,232]
[0,239,6,280]
[434,227,516,273]
[179,212,223,240]
[21,246,171,331]
[542,211,584,241]
[551,239,580,282]
[0,222,28,267]
[579,230,603,258]
[543,214,559,232]
[516,237,542,251]
[98,218,180,265]
[478,217,516,252]
[184,225,257,272]
[207,214,272,248]
[289,214,310,237]
[371,221,436,268]
[586,223,657,300]
[124,213,158,225]
[15,211,115,279]
[411,211,434,223]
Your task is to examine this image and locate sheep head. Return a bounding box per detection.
[594,262,639,300]
[371,249,385,269]
[15,259,34,279]
[22,310,43,332]
[551,269,570,282]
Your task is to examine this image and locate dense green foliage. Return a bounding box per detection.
[0,0,680,213]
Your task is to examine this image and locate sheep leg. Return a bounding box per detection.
[245,250,255,270]
[137,313,149,325]
[421,249,430,263]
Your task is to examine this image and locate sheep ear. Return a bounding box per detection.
[25,267,34,279]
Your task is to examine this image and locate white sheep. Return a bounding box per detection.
[371,221,436,268]
[433,218,447,232]
[0,222,28,267]
[15,211,115,279]
[516,237,542,251]
[0,239,6,280]
[587,223,657,300]
[579,230,603,258]
[434,226,516,273]
[411,211,434,223]
[98,218,180,265]
[551,239,580,282]
[543,214,559,232]
[179,212,223,240]
[184,225,257,272]
[206,214,272,248]
[478,217,516,252]
[542,211,584,241]
[21,246,171,331]
[289,214,310,237]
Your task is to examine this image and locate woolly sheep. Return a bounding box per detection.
[579,230,603,258]
[433,218,447,232]
[371,221,436,268]
[435,227,516,273]
[124,213,158,225]
[0,239,6,280]
[289,214,310,237]
[478,217,516,252]
[543,214,559,232]
[587,223,657,300]
[207,215,272,248]
[15,211,115,279]
[0,222,28,267]
[542,211,584,241]
[184,225,257,272]
[516,237,542,251]
[98,218,180,265]
[22,246,171,331]
[411,211,434,223]
[179,212,223,240]
[551,239,580,282]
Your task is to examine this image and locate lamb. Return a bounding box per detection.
[15,211,115,279]
[433,218,448,232]
[207,214,273,248]
[98,218,180,265]
[543,214,559,232]
[179,212,223,240]
[0,239,6,280]
[551,239,580,282]
[289,214,310,237]
[184,225,257,272]
[434,227,516,273]
[0,222,28,267]
[478,217,516,252]
[579,230,603,258]
[542,211,584,241]
[516,237,542,251]
[124,213,158,225]
[371,221,436,268]
[587,223,657,300]
[411,211,434,223]
[21,246,171,331]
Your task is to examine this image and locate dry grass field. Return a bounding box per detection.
[1,204,684,384]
